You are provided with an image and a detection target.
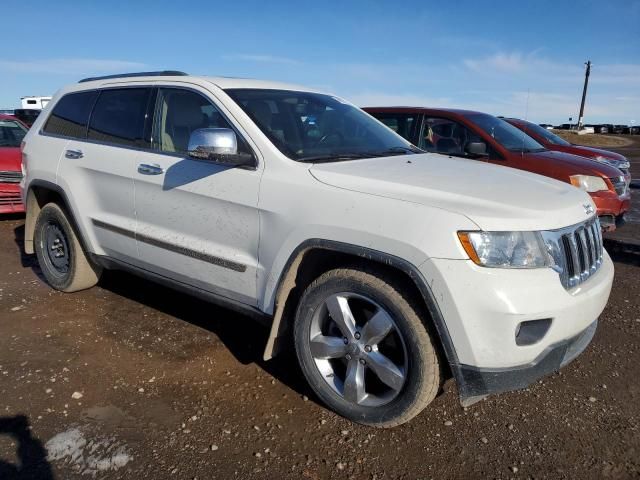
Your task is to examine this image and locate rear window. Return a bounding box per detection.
[88,88,151,148]
[43,91,99,138]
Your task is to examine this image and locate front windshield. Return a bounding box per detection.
[520,121,571,146]
[467,113,545,152]
[225,89,417,161]
[0,120,27,147]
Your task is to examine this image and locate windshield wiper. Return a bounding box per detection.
[298,152,379,163]
[298,146,422,163]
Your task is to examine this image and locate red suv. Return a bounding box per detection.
[0,114,27,213]
[364,107,630,231]
[504,118,631,177]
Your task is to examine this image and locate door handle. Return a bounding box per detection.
[65,149,84,159]
[137,163,164,175]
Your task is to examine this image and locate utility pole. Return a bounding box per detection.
[577,60,591,131]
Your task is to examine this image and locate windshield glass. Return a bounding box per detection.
[467,113,545,152]
[225,89,417,161]
[518,121,571,146]
[0,120,27,147]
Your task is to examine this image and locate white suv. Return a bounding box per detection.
[20,71,613,427]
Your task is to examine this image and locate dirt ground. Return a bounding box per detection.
[0,228,639,479]
[0,137,639,479]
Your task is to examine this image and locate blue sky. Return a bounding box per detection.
[2,0,639,124]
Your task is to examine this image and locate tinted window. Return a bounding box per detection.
[517,120,571,146]
[43,91,98,138]
[373,114,418,142]
[155,88,238,155]
[88,88,151,148]
[467,114,545,152]
[0,120,27,147]
[226,89,416,162]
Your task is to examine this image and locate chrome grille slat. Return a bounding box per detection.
[543,217,603,290]
[0,171,23,184]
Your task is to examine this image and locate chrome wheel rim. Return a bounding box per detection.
[309,292,408,407]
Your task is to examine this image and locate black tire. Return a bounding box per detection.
[34,203,102,292]
[294,268,440,427]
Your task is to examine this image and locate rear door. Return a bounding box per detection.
[57,87,153,261]
[133,85,262,305]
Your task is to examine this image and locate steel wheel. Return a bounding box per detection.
[308,292,408,407]
[42,222,70,278]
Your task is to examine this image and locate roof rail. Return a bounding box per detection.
[78,70,188,83]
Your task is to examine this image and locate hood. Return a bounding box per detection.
[553,144,628,166]
[525,150,623,177]
[309,153,595,232]
[0,147,21,171]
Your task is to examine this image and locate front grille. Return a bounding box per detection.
[0,192,22,206]
[543,217,603,290]
[0,171,22,183]
[610,176,627,196]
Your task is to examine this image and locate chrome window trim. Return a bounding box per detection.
[38,84,260,170]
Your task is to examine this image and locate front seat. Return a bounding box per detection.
[163,95,206,153]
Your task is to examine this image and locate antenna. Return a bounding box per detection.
[520,88,531,155]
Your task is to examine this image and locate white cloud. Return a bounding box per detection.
[0,58,148,75]
[222,54,300,65]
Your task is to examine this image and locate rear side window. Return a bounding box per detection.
[43,91,98,138]
[88,88,151,148]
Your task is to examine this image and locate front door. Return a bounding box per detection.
[134,86,262,305]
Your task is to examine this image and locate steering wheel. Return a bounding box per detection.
[314,131,344,147]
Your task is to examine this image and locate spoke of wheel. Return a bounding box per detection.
[309,334,348,359]
[367,351,405,391]
[325,295,356,338]
[361,309,394,346]
[343,358,366,404]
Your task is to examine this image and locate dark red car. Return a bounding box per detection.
[0,114,27,213]
[504,118,631,177]
[364,107,630,231]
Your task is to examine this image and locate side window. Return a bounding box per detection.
[154,88,239,155]
[43,91,98,139]
[371,114,417,143]
[88,88,151,148]
[420,117,481,156]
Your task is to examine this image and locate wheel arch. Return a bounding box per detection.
[24,180,90,255]
[263,239,461,379]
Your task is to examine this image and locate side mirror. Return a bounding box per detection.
[465,141,488,157]
[188,128,254,167]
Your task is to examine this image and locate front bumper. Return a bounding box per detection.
[457,319,597,405]
[592,190,630,231]
[420,251,613,404]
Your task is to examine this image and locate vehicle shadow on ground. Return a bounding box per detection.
[0,415,54,480]
[10,221,313,401]
[98,269,312,397]
[605,242,640,266]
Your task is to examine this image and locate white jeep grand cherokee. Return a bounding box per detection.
[20,71,613,427]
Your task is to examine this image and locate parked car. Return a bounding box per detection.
[631,126,640,135]
[611,125,626,134]
[365,107,630,231]
[21,72,613,427]
[504,118,631,177]
[539,123,554,130]
[0,114,27,213]
[13,109,42,127]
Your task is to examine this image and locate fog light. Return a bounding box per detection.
[515,319,552,346]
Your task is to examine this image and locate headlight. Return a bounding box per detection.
[569,174,609,192]
[457,231,553,268]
